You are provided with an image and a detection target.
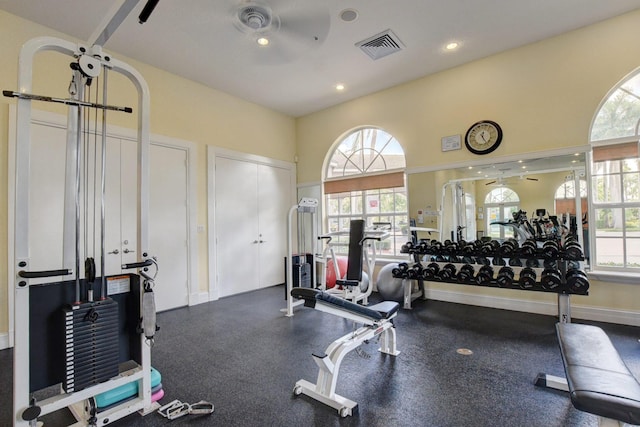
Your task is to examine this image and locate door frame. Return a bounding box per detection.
[207,146,296,300]
[6,106,199,349]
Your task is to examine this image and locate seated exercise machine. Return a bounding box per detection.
[282,198,318,317]
[536,323,640,426]
[291,287,400,417]
[318,219,389,305]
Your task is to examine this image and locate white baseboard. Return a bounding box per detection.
[424,288,640,326]
[190,292,210,306]
[0,332,10,350]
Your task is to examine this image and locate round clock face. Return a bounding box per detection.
[465,120,503,155]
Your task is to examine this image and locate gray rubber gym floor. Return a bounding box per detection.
[2,284,640,426]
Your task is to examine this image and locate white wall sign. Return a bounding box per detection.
[441,134,461,152]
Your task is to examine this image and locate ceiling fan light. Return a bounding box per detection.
[257,37,269,46]
[335,83,345,91]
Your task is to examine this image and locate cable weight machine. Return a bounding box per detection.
[9,2,162,425]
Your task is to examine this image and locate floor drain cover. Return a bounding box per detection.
[456,348,473,355]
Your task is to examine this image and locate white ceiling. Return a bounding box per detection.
[2,0,640,117]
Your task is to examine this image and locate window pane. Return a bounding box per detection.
[595,237,624,267]
[626,238,640,268]
[591,74,640,141]
[625,208,640,231]
[623,172,640,202]
[339,196,351,214]
[366,193,380,214]
[380,192,394,213]
[592,160,621,175]
[328,217,339,233]
[592,175,622,203]
[395,191,407,212]
[327,197,339,215]
[594,208,624,234]
[352,194,363,214]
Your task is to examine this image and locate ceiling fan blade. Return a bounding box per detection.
[526,177,539,181]
[485,181,497,186]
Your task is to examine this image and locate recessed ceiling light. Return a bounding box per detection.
[335,84,345,91]
[445,42,459,51]
[340,9,358,22]
[257,37,269,46]
[518,160,523,163]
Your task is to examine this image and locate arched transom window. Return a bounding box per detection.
[324,127,407,257]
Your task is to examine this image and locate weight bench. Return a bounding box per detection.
[291,288,400,417]
[537,323,640,426]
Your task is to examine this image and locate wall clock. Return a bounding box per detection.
[464,120,503,155]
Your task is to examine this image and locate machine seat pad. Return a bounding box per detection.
[368,301,400,319]
[556,322,640,425]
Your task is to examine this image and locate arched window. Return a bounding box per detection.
[324,127,407,256]
[555,179,588,218]
[590,68,640,271]
[484,187,520,240]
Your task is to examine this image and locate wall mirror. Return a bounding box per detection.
[408,152,589,264]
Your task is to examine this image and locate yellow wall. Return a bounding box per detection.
[296,10,640,317]
[3,9,640,337]
[0,10,296,335]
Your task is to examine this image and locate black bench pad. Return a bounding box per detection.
[557,322,640,425]
[291,288,399,321]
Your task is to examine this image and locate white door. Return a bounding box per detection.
[215,157,260,297]
[24,120,190,310]
[214,156,292,297]
[149,144,189,311]
[257,164,290,287]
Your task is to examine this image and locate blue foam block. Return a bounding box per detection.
[95,367,161,408]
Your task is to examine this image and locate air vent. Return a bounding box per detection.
[356,29,404,60]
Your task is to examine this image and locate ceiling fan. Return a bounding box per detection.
[229,0,331,64]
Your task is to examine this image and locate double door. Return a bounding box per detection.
[214,156,292,298]
[25,120,189,311]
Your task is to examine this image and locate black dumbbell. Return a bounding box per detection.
[496,266,515,287]
[444,241,459,254]
[407,263,423,279]
[476,257,491,266]
[457,264,476,283]
[518,267,537,290]
[542,240,559,259]
[525,258,540,268]
[401,242,413,253]
[438,263,457,281]
[520,239,537,256]
[564,241,583,260]
[540,268,562,291]
[500,238,519,255]
[543,259,558,270]
[423,262,440,280]
[492,256,506,266]
[508,257,523,267]
[473,239,484,250]
[430,240,443,253]
[476,265,494,285]
[566,268,590,294]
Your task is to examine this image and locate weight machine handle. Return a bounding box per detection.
[318,236,333,243]
[121,260,153,270]
[18,269,72,278]
[360,236,382,245]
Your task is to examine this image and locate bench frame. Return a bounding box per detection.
[291,288,400,417]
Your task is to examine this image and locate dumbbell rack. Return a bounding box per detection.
[395,238,588,323]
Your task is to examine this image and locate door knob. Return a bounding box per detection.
[108,249,120,254]
[252,240,259,244]
[259,240,266,243]
[123,248,135,254]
